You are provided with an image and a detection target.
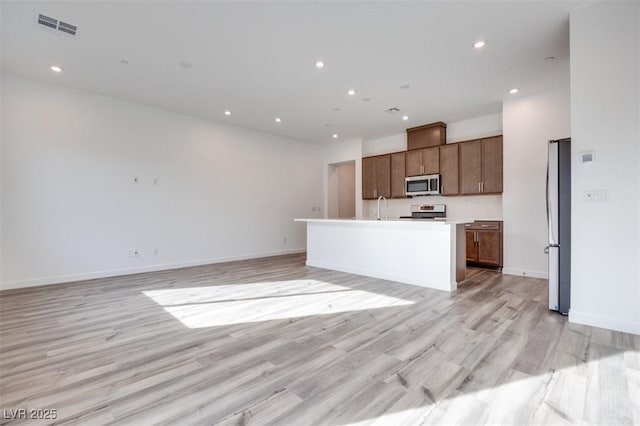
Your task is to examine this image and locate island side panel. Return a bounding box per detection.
[304,220,456,291]
[455,223,466,286]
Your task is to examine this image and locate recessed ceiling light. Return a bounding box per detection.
[224,110,231,116]
[402,115,409,121]
[509,88,519,94]
[332,134,339,139]
[50,65,63,73]
[315,60,325,68]
[120,59,130,65]
[473,40,486,49]
[347,89,356,96]
[275,117,282,123]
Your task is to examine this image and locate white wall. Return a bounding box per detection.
[569,1,640,335]
[446,113,503,143]
[362,113,503,219]
[502,87,571,279]
[0,74,324,289]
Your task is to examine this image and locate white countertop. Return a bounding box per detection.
[295,217,472,225]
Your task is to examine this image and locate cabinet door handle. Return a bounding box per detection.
[481,182,484,192]
[374,189,377,197]
[476,231,479,242]
[478,182,481,193]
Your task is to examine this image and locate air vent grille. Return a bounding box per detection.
[58,21,77,36]
[35,12,78,37]
[37,14,57,30]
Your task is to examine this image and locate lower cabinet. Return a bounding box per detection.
[465,221,503,269]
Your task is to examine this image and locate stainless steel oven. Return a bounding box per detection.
[405,174,440,196]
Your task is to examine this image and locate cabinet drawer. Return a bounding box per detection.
[465,221,502,231]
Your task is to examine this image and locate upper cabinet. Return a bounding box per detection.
[390,152,406,198]
[405,147,439,176]
[362,156,377,199]
[361,122,502,200]
[406,122,447,150]
[439,144,459,195]
[481,136,503,193]
[362,154,391,200]
[459,136,503,195]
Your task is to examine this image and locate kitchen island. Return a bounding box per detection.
[294,218,468,291]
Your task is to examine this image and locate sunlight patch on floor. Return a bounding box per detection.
[143,279,414,328]
[343,349,640,426]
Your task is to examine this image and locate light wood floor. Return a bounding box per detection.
[1,253,639,425]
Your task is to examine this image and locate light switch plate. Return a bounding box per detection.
[580,151,595,164]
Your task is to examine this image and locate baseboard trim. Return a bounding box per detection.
[0,249,306,291]
[502,268,548,279]
[569,310,640,336]
[306,260,455,292]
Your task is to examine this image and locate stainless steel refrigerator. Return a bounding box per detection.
[547,138,571,314]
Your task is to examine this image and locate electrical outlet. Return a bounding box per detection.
[153,248,159,256]
[128,249,140,257]
[312,207,317,212]
[282,237,287,244]
[133,177,140,184]
[317,206,322,212]
[153,178,159,185]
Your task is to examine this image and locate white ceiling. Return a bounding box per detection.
[1,1,581,144]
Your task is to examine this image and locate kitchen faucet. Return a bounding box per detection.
[377,196,388,220]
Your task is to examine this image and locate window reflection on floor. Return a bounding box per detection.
[143,280,415,328]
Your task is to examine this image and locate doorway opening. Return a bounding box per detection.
[328,161,356,219]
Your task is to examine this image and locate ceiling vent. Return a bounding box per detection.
[57,21,77,36]
[34,12,78,37]
[385,107,401,114]
[36,13,57,30]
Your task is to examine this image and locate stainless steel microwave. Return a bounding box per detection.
[405,174,441,196]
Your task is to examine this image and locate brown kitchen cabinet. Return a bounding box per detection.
[406,122,447,150]
[405,147,439,177]
[459,136,503,195]
[362,154,391,200]
[465,221,503,269]
[390,152,406,198]
[439,144,459,195]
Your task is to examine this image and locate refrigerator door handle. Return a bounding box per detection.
[546,163,549,228]
[547,142,559,246]
[546,159,557,244]
[544,243,560,254]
